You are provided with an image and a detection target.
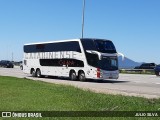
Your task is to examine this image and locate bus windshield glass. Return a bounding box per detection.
[94,40,116,53]
[98,56,118,71]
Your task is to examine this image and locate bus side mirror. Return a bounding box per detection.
[117,52,125,61]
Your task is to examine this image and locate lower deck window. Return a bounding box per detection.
[40,59,84,67]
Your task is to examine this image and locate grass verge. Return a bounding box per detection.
[0,76,160,120]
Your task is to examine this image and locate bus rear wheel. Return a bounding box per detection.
[70,71,77,81]
[36,69,42,78]
[31,69,36,77]
[78,71,86,81]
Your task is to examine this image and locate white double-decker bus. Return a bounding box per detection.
[23,38,119,81]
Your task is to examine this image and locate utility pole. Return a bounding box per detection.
[82,0,85,38]
[12,52,13,62]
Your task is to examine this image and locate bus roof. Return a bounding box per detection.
[24,39,80,46]
[24,38,112,46]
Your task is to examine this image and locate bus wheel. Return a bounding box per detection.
[36,69,41,78]
[70,71,77,81]
[78,71,86,81]
[155,72,160,76]
[31,69,36,77]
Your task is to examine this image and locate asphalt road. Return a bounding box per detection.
[0,67,160,99]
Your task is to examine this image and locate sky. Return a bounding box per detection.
[0,0,160,64]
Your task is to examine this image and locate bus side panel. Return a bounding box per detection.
[23,59,39,74]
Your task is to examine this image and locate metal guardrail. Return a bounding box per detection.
[119,69,155,74]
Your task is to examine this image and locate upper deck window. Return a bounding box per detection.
[81,39,97,51]
[81,39,117,53]
[24,41,81,53]
[94,40,116,53]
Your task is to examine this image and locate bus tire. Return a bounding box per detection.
[78,71,86,81]
[31,69,36,77]
[36,69,41,78]
[155,72,160,76]
[70,71,77,81]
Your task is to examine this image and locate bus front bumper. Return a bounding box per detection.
[100,71,119,79]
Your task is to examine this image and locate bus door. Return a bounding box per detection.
[58,59,70,76]
[61,65,69,76]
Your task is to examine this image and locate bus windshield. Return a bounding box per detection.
[81,39,118,71]
[94,40,116,53]
[98,56,118,71]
